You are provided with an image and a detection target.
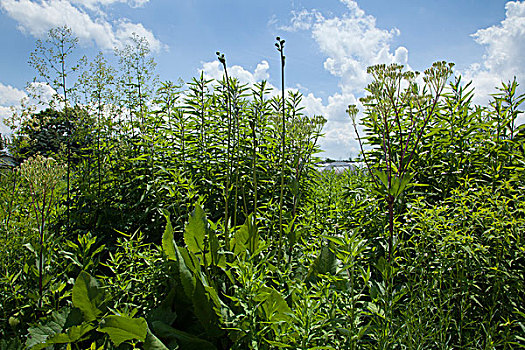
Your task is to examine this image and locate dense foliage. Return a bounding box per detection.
[1,27,524,349]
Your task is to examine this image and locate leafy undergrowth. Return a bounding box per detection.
[2,176,524,349]
[1,27,525,349]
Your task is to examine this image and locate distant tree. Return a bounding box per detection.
[9,107,93,163]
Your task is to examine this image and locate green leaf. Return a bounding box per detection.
[184,203,207,254]
[373,169,389,190]
[162,212,198,300]
[207,229,219,266]
[26,307,92,349]
[231,225,248,257]
[72,271,105,322]
[144,328,169,350]
[254,287,292,322]
[176,245,197,300]
[98,315,147,346]
[231,215,259,257]
[148,288,178,326]
[307,244,338,280]
[266,340,293,348]
[192,278,222,337]
[47,323,95,343]
[162,214,177,260]
[26,309,69,349]
[390,173,414,197]
[321,235,345,246]
[151,321,217,350]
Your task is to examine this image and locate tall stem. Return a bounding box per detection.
[233,101,240,228]
[97,92,102,197]
[251,114,258,219]
[217,52,232,250]
[276,37,286,264]
[387,195,394,272]
[61,54,71,235]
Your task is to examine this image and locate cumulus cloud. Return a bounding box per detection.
[200,60,273,87]
[0,83,26,106]
[301,90,365,159]
[0,83,25,135]
[0,0,164,52]
[274,0,410,158]
[279,9,324,32]
[462,1,525,104]
[0,82,57,136]
[70,0,149,11]
[281,0,408,91]
[292,0,525,158]
[114,19,165,52]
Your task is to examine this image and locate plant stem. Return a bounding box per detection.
[217,52,232,250]
[276,37,286,265]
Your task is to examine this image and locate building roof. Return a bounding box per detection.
[0,151,16,169]
[316,161,356,173]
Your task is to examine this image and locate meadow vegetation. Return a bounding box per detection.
[0,26,524,349]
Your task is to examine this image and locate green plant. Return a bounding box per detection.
[275,36,287,266]
[397,179,525,348]
[28,26,85,233]
[216,51,234,250]
[19,155,66,308]
[26,271,160,349]
[349,62,454,270]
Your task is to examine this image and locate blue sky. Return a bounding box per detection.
[1,0,524,159]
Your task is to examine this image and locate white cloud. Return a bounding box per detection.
[114,19,165,52]
[200,60,272,88]
[462,1,525,104]
[70,0,149,11]
[254,61,270,81]
[273,0,410,158]
[279,9,324,32]
[0,83,26,135]
[0,106,14,135]
[0,81,57,136]
[309,3,407,90]
[0,0,164,52]
[26,82,57,105]
[301,90,364,159]
[297,0,524,158]
[0,83,26,105]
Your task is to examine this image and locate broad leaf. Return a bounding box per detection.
[207,229,219,266]
[26,309,69,349]
[307,244,338,281]
[152,321,217,350]
[144,328,169,350]
[98,315,147,346]
[192,278,222,337]
[162,215,197,299]
[176,245,197,299]
[47,323,94,344]
[162,214,177,260]
[254,287,292,322]
[231,215,259,257]
[184,203,207,254]
[26,307,92,349]
[72,271,105,322]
